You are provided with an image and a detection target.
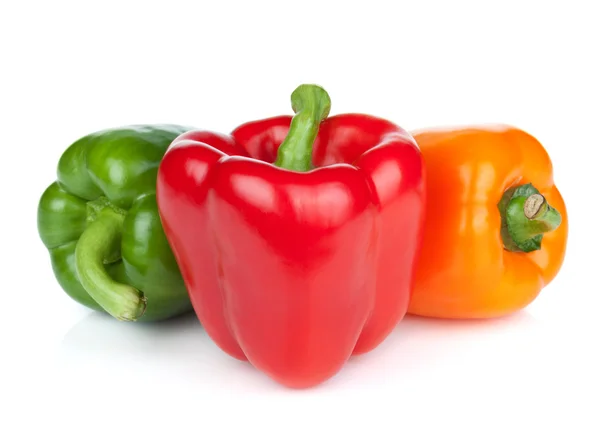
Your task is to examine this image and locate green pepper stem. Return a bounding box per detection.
[75,207,146,321]
[273,84,332,172]
[499,183,562,253]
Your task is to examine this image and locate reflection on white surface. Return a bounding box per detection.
[54,309,542,393]
[331,310,542,388]
[59,311,205,358]
[56,310,281,391]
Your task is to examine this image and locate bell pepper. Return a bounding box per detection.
[156,84,425,388]
[37,125,194,322]
[408,125,568,319]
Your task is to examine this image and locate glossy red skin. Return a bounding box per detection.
[156,114,425,388]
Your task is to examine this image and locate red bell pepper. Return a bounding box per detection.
[156,85,425,388]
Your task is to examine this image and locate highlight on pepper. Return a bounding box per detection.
[156,83,425,388]
[37,125,195,322]
[36,82,568,390]
[407,125,567,319]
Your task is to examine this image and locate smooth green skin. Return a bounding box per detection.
[274,84,332,172]
[37,125,194,322]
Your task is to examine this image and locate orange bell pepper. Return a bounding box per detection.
[408,125,568,319]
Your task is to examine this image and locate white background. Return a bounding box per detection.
[2,1,599,431]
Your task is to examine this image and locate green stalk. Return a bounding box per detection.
[75,207,146,321]
[498,183,562,253]
[274,84,332,172]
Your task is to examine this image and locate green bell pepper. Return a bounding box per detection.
[37,124,194,322]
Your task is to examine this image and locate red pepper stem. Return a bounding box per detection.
[75,207,147,321]
[499,183,562,253]
[274,84,331,172]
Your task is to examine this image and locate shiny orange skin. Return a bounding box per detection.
[408,125,568,319]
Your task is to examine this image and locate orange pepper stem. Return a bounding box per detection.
[499,183,562,253]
